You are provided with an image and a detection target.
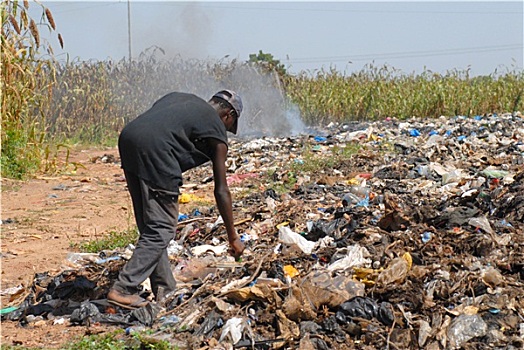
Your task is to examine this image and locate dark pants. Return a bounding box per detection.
[112,170,178,299]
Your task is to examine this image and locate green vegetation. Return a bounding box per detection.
[292,143,361,173]
[1,0,59,179]
[77,228,139,253]
[2,329,178,349]
[65,331,127,350]
[63,330,177,350]
[282,64,524,125]
[249,49,287,76]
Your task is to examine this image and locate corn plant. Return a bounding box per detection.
[283,63,524,124]
[42,56,290,141]
[1,0,61,179]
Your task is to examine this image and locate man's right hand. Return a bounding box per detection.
[229,236,245,260]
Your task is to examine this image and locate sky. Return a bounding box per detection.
[33,0,523,77]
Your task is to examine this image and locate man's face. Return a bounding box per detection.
[225,109,238,134]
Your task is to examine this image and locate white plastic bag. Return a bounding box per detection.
[278,226,316,255]
[219,317,245,344]
[327,245,372,272]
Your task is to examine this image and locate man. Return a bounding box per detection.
[107,90,245,309]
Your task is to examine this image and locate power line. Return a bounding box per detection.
[286,44,524,64]
[49,2,123,14]
[157,2,522,15]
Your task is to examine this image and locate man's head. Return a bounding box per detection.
[210,90,243,134]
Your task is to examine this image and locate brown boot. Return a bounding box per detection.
[107,289,149,310]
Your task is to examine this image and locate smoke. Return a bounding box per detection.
[131,3,307,138]
[136,3,212,60]
[129,55,308,138]
[189,64,309,138]
[236,81,309,138]
[285,104,308,136]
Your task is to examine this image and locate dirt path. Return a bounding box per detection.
[1,147,132,347]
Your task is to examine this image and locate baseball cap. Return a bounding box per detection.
[213,90,243,134]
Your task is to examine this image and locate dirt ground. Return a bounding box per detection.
[1,147,144,348]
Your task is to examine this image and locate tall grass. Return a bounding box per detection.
[1,0,60,179]
[283,63,524,124]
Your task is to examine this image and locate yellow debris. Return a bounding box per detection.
[283,264,299,278]
[402,252,413,270]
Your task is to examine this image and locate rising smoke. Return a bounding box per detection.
[131,2,307,138]
[132,54,308,138]
[202,65,309,138]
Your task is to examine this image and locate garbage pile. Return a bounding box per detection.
[2,113,524,349]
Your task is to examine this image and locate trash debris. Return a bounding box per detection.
[336,296,395,326]
[447,314,488,349]
[278,225,316,255]
[3,113,524,349]
[219,317,252,344]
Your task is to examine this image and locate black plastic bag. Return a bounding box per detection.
[336,296,394,326]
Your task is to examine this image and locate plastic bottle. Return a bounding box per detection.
[447,314,487,349]
[125,325,147,335]
[158,315,181,328]
[254,277,285,287]
[421,232,432,244]
[348,186,371,198]
[342,186,372,207]
[342,193,361,207]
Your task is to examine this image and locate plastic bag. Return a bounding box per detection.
[442,169,463,185]
[468,216,494,234]
[301,271,365,309]
[70,301,101,325]
[278,226,316,255]
[336,296,394,326]
[130,302,161,327]
[219,317,245,344]
[378,254,411,285]
[173,257,216,282]
[327,245,372,273]
[306,218,350,241]
[194,310,223,337]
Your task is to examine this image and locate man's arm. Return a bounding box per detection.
[207,138,245,259]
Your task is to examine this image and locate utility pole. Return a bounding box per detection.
[127,0,132,60]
